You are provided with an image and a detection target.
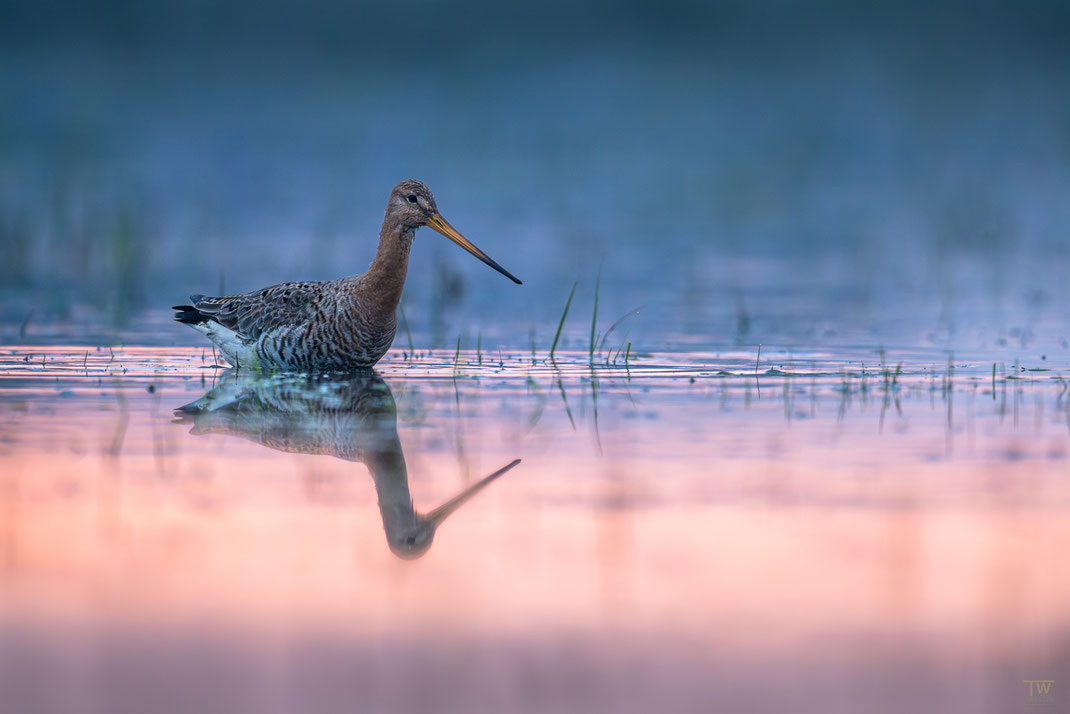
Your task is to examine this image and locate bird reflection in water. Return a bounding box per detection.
[174,370,520,559]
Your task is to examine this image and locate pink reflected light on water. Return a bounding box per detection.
[1,347,1068,713]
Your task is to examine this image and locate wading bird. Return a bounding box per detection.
[174,180,521,371]
[174,370,520,559]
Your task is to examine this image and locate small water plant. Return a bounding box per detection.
[589,269,600,365]
[550,282,577,361]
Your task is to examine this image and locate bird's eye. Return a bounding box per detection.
[407,194,418,204]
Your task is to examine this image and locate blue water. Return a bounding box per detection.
[3,2,1069,358]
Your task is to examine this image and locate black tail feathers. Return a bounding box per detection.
[173,304,209,325]
[173,294,213,325]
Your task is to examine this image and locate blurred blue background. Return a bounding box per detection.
[2,0,1068,353]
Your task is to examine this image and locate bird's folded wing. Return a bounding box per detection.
[193,281,327,339]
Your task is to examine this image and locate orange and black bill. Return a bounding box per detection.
[426,213,523,285]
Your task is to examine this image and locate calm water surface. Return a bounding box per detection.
[4,3,1070,710]
[1,344,1067,713]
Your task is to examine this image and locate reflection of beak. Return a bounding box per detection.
[424,459,521,527]
[426,213,523,285]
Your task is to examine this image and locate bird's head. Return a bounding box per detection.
[388,520,437,560]
[381,459,521,560]
[389,179,439,229]
[387,179,522,285]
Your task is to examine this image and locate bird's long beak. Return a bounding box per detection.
[426,214,523,285]
[424,459,521,527]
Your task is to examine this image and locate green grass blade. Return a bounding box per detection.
[613,313,637,364]
[550,282,577,361]
[399,304,415,356]
[589,270,600,365]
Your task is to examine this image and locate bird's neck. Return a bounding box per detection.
[369,450,419,537]
[361,214,415,316]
